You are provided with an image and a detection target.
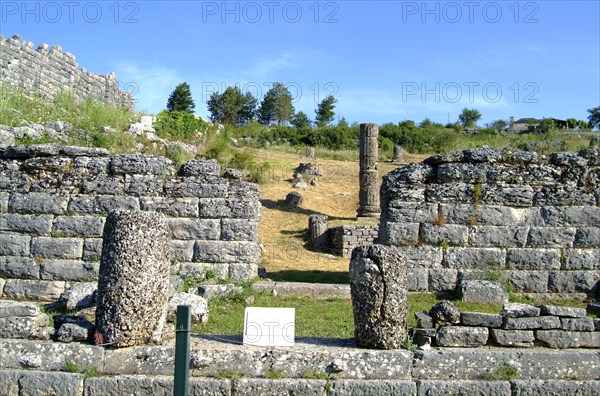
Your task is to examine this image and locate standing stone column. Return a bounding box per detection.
[95,211,171,348]
[349,244,408,349]
[357,123,380,218]
[392,145,404,162]
[308,214,329,251]
[306,147,316,159]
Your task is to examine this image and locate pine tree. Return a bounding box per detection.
[315,95,337,127]
[167,82,195,113]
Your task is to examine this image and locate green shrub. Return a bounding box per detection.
[154,110,208,141]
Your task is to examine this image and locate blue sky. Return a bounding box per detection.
[2,1,599,125]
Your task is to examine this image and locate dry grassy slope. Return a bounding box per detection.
[249,148,428,280]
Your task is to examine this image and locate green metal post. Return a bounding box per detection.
[174,305,191,396]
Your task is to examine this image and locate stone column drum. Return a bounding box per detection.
[95,210,171,348]
[392,145,404,162]
[357,123,380,218]
[308,214,329,251]
[349,244,408,349]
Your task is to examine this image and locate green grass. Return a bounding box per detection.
[0,87,135,134]
[196,292,354,338]
[197,291,507,338]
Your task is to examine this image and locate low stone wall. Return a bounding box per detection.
[328,225,378,257]
[0,144,261,304]
[0,338,598,395]
[0,35,134,110]
[378,147,600,296]
[415,302,600,349]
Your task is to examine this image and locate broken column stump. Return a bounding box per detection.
[95,210,171,347]
[349,244,408,349]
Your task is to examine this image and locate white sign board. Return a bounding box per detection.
[243,307,295,347]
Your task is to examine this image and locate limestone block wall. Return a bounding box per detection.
[0,145,261,303]
[378,147,600,296]
[0,35,134,110]
[329,225,378,257]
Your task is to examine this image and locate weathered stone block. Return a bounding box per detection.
[14,370,84,395]
[2,279,66,301]
[506,248,561,270]
[170,240,194,262]
[0,339,104,371]
[229,181,260,199]
[539,305,587,318]
[416,380,510,396]
[562,249,600,270]
[443,247,505,269]
[527,227,576,248]
[60,282,97,310]
[574,227,600,247]
[440,204,529,227]
[461,312,502,328]
[385,203,437,223]
[140,197,199,217]
[469,226,528,248]
[480,185,534,207]
[181,159,221,176]
[198,198,261,219]
[232,379,326,396]
[548,271,599,294]
[96,211,171,347]
[82,238,103,261]
[435,326,488,347]
[0,233,30,256]
[68,195,140,215]
[510,380,600,396]
[349,244,408,349]
[541,206,600,227]
[459,280,508,305]
[427,269,457,291]
[221,219,258,241]
[0,256,39,279]
[501,303,540,318]
[535,330,600,348]
[407,268,428,291]
[82,175,124,195]
[383,186,426,203]
[420,224,468,246]
[429,301,460,326]
[193,241,261,264]
[125,174,164,197]
[436,162,487,183]
[491,329,535,347]
[425,183,474,203]
[40,260,99,281]
[30,237,83,259]
[331,380,416,396]
[415,311,434,328]
[164,177,228,198]
[503,316,561,330]
[0,192,9,212]
[167,218,220,240]
[505,271,548,293]
[52,216,105,238]
[533,187,596,206]
[397,246,443,268]
[229,263,258,280]
[379,222,420,245]
[109,154,170,175]
[560,317,595,332]
[167,292,208,324]
[0,214,53,234]
[57,320,93,342]
[8,193,67,214]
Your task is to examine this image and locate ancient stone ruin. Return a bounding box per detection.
[357,123,380,219]
[349,244,408,349]
[0,35,134,110]
[377,147,600,297]
[95,210,170,347]
[0,144,262,307]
